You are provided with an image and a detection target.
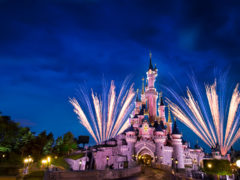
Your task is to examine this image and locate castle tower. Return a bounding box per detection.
[125,125,137,167]
[167,105,173,134]
[154,123,166,163]
[158,92,166,123]
[172,120,184,169]
[145,52,158,122]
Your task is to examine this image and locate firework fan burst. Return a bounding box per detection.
[165,72,240,156]
[69,76,135,144]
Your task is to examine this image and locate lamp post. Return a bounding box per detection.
[41,159,47,168]
[47,156,51,170]
[106,156,109,169]
[79,160,82,171]
[23,158,29,174]
[175,159,178,173]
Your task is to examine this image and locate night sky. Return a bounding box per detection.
[0,0,240,151]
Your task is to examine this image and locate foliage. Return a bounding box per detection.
[0,112,89,170]
[203,159,232,175]
[53,132,78,156]
[0,115,19,152]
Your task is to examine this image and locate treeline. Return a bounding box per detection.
[0,114,89,164]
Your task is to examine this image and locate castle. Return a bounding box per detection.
[92,53,204,170]
[68,53,205,171]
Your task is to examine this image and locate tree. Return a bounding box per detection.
[0,116,19,153]
[62,132,77,155]
[53,136,63,155]
[15,127,35,157]
[203,159,232,178]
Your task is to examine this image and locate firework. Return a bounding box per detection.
[166,75,240,155]
[70,77,135,144]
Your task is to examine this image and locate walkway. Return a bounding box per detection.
[122,166,175,180]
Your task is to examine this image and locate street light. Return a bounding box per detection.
[175,159,178,173]
[79,160,82,171]
[41,159,47,168]
[47,156,51,168]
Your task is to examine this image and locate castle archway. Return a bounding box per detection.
[136,146,155,165]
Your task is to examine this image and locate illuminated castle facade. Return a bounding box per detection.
[91,53,204,170]
[67,53,205,171]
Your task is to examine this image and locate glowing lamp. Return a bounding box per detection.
[207,163,212,168]
[47,156,51,163]
[42,159,47,164]
[24,158,29,163]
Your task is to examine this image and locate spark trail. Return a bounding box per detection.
[166,75,240,155]
[70,77,135,144]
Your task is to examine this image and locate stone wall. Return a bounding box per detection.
[44,166,142,180]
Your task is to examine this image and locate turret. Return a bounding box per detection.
[167,105,172,134]
[145,52,158,121]
[158,92,166,123]
[125,124,137,167]
[171,119,184,169]
[154,121,165,163]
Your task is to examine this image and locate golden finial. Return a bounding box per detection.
[141,78,145,94]
[149,51,152,59]
[168,104,172,123]
[136,89,139,94]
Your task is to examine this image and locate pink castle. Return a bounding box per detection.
[66,53,205,171]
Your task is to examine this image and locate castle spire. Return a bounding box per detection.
[141,78,145,94]
[148,51,154,70]
[168,104,172,123]
[136,89,139,101]
[158,92,161,105]
[159,91,164,106]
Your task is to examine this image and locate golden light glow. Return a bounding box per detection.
[41,159,47,164]
[47,156,51,163]
[207,163,212,168]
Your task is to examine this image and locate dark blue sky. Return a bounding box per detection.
[0,0,240,150]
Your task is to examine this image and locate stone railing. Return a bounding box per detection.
[44,166,142,180]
